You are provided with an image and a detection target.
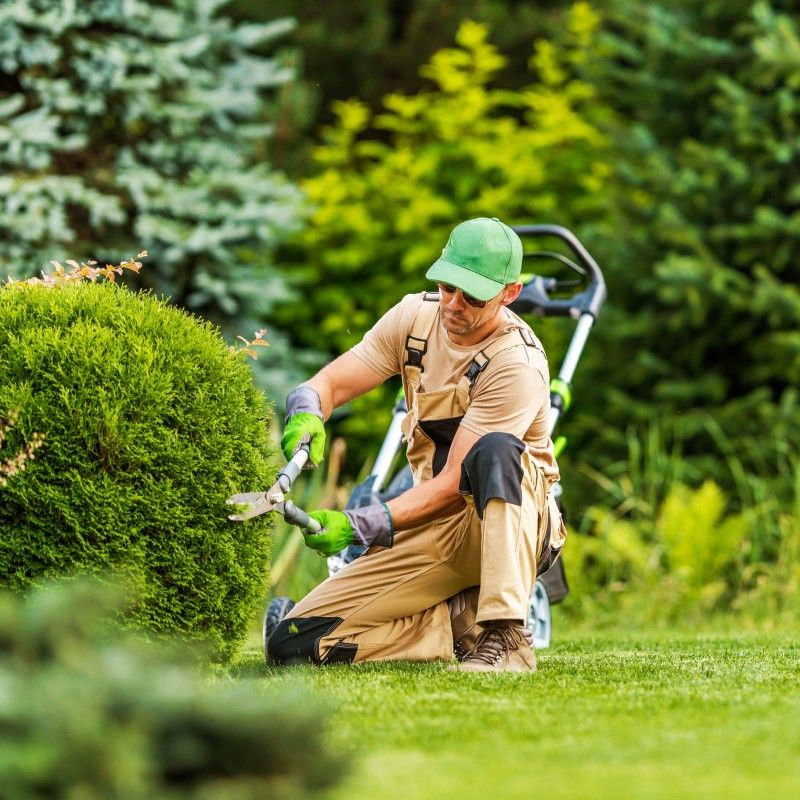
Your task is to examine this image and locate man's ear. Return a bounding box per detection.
[499,282,523,306]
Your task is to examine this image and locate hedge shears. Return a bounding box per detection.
[226,439,322,532]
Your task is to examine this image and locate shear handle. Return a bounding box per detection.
[283,500,322,533]
[277,441,311,492]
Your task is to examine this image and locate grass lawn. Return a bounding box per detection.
[232,628,800,800]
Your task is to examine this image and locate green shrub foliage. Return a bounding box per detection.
[571,0,800,550]
[0,580,342,799]
[0,281,275,661]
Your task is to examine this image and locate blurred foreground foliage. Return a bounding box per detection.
[0,579,342,800]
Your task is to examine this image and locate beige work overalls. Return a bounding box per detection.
[281,296,564,664]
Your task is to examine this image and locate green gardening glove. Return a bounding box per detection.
[304,510,354,556]
[281,412,326,467]
[282,385,326,467]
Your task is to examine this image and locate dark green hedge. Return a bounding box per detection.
[0,580,342,799]
[0,282,275,660]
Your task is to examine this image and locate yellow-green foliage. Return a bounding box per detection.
[277,6,612,356]
[562,506,655,611]
[735,493,800,625]
[658,480,747,592]
[564,479,751,622]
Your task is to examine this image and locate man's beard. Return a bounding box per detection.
[442,310,475,337]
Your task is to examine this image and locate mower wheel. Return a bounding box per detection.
[528,580,552,650]
[262,596,295,661]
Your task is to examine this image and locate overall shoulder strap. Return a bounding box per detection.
[404,292,439,374]
[457,326,543,402]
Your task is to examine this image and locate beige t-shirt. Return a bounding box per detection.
[350,293,559,482]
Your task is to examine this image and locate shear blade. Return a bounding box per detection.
[226,484,285,521]
[225,492,266,521]
[227,492,266,505]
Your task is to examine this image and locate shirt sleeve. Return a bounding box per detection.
[349,293,421,380]
[459,352,549,440]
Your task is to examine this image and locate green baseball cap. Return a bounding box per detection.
[426,217,523,301]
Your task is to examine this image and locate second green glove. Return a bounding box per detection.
[304,504,395,557]
[304,510,354,556]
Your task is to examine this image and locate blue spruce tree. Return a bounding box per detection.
[0,0,303,365]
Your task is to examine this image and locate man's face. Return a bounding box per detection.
[437,282,520,342]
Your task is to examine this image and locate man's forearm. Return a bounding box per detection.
[385,472,465,531]
[302,352,386,420]
[384,424,480,533]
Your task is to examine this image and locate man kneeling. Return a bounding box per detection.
[268,218,566,673]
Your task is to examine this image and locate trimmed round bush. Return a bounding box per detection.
[0,282,276,660]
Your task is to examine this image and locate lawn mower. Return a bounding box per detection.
[255,224,606,653]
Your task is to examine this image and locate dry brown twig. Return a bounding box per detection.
[230,328,270,359]
[8,251,149,287]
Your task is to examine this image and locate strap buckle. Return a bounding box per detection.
[404,335,428,370]
[464,350,490,385]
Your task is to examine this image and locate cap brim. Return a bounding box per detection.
[425,258,504,302]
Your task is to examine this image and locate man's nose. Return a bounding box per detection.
[445,289,467,311]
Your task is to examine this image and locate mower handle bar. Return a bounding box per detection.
[510,224,606,320]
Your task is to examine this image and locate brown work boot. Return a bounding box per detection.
[451,621,536,672]
[448,587,482,661]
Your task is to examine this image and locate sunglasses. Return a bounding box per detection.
[436,283,488,309]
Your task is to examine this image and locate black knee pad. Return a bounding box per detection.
[459,432,525,518]
[267,615,355,666]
